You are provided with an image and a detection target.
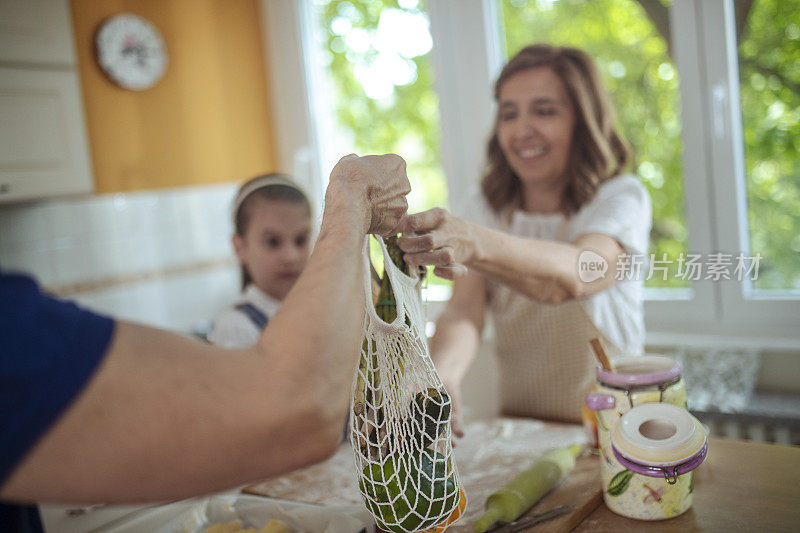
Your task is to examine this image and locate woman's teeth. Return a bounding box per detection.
[519,147,547,158]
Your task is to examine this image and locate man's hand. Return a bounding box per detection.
[396,208,474,279]
[327,153,411,236]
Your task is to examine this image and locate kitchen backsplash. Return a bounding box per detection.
[0,183,243,335]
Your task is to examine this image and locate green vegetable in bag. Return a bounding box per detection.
[409,388,452,449]
[359,449,458,533]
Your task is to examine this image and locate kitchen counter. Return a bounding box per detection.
[245,419,800,532]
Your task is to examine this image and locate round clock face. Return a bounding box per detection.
[96,14,168,91]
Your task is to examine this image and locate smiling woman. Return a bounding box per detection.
[485,46,631,216]
[495,67,577,213]
[498,0,686,290]
[396,43,651,427]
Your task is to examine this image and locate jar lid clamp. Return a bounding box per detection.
[610,403,708,484]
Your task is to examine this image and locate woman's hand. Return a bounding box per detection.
[444,381,466,439]
[397,208,476,280]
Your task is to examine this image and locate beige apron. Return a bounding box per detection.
[488,216,620,424]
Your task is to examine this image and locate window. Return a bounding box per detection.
[735,0,800,294]
[664,0,800,336]
[309,0,447,214]
[308,0,452,284]
[264,0,799,339]
[494,0,799,334]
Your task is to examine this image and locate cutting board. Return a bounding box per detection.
[244,418,602,531]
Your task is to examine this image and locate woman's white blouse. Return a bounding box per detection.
[462,174,652,355]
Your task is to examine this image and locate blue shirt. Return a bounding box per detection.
[1,272,114,528]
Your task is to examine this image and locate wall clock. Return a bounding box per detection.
[95,13,168,91]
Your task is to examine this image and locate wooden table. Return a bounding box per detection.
[567,438,800,533]
[427,432,800,532]
[244,419,597,529]
[244,423,800,532]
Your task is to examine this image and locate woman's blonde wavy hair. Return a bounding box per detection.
[482,44,632,215]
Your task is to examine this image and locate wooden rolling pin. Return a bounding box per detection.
[473,444,582,532]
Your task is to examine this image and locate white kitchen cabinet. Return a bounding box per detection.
[0,0,76,66]
[0,67,93,203]
[0,0,93,203]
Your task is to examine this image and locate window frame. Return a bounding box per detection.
[680,0,800,338]
[259,0,800,343]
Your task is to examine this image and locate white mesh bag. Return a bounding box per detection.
[351,235,466,533]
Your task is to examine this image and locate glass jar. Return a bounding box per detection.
[606,403,707,519]
[585,355,705,520]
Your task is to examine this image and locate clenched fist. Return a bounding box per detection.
[327,154,411,236]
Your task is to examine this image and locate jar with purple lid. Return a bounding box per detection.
[585,355,707,520]
[587,355,687,416]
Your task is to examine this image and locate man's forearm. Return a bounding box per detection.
[258,189,369,431]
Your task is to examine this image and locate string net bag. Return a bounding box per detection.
[350,235,466,533]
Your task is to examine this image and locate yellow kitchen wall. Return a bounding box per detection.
[70,0,276,192]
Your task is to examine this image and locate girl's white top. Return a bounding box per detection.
[207,284,281,348]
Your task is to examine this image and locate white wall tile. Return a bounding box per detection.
[51,244,91,285]
[1,183,240,332]
[1,248,57,282]
[0,202,50,252]
[71,262,239,333]
[44,202,81,242]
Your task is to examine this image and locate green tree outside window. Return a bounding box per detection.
[736,0,800,292]
[313,0,448,282]
[313,0,447,214]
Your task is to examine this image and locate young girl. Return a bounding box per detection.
[208,174,312,348]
